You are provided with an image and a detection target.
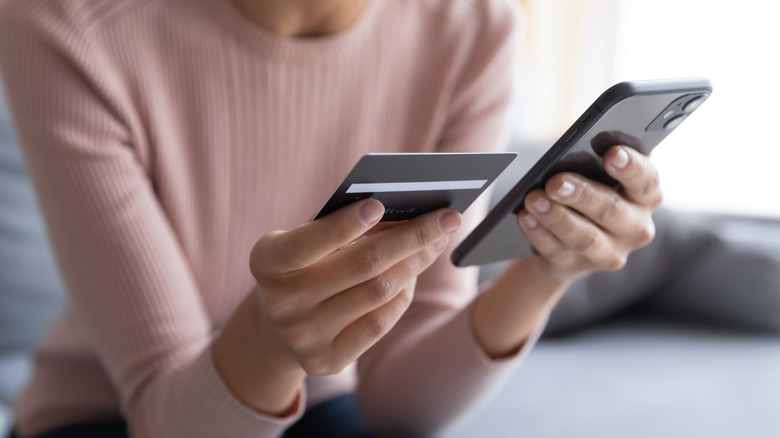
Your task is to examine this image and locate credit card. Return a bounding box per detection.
[315,152,516,222]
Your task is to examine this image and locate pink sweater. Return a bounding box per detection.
[0,0,541,436]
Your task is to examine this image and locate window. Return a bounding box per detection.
[515,0,780,217]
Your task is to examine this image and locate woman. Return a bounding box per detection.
[0,0,661,436]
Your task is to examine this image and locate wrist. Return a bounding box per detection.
[213,291,305,416]
[473,258,571,358]
[528,253,590,285]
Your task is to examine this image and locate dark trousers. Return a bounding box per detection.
[10,394,373,438]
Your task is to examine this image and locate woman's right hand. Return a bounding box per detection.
[249,199,462,376]
[215,199,461,415]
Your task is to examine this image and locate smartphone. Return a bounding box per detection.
[451,78,713,267]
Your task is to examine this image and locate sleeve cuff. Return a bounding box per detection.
[169,345,306,438]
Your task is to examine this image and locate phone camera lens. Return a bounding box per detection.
[663,115,686,130]
[683,95,707,113]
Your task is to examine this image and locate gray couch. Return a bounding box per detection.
[2,87,779,437]
[0,84,65,436]
[443,136,780,437]
[446,313,780,438]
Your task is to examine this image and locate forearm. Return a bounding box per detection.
[356,300,529,436]
[212,290,306,417]
[473,257,571,358]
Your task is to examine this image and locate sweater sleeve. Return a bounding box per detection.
[355,1,546,435]
[0,4,303,437]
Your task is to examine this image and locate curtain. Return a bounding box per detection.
[513,0,622,140]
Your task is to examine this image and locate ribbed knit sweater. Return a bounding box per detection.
[0,0,541,436]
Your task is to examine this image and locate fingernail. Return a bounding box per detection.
[557,180,575,198]
[433,236,449,252]
[613,147,629,169]
[522,213,538,229]
[532,196,551,214]
[358,200,384,225]
[438,211,462,234]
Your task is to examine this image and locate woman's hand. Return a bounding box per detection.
[517,145,662,282]
[249,199,462,376]
[215,199,461,415]
[473,145,663,359]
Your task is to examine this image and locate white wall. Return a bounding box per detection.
[514,0,780,217]
[614,1,780,217]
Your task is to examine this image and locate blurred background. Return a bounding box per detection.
[443,2,780,437]
[513,0,780,218]
[1,1,778,437]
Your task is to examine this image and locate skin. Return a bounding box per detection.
[213,0,662,418]
[232,0,368,37]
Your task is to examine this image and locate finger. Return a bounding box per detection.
[603,146,663,208]
[524,190,625,270]
[365,221,407,236]
[329,283,415,368]
[544,173,655,246]
[272,281,415,376]
[516,209,573,266]
[251,198,385,274]
[350,220,406,245]
[303,208,461,301]
[313,237,447,337]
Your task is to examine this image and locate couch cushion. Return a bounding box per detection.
[445,314,780,438]
[481,134,780,334]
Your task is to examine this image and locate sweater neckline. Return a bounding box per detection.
[202,0,382,61]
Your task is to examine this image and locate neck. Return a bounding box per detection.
[232,0,368,38]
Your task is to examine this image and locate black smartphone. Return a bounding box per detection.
[452,78,713,267]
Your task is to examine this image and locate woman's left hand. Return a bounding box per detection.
[517,145,663,282]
